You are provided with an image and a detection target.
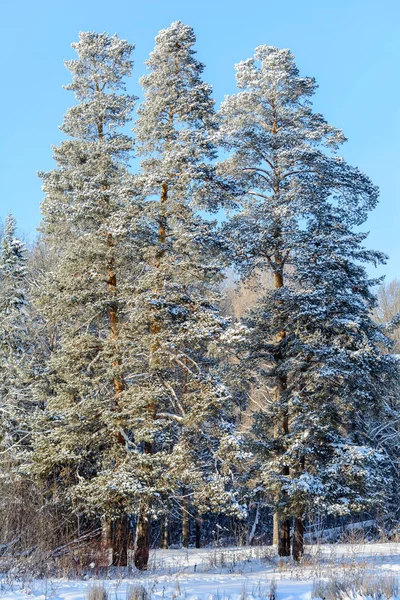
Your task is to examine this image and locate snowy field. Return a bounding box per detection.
[2,543,400,600]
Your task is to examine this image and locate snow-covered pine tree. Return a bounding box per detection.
[129,21,240,569]
[217,45,387,557]
[0,214,35,542]
[269,201,396,560]
[30,32,142,566]
[0,214,30,454]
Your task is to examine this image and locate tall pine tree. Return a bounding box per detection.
[0,214,30,455]
[31,32,141,566]
[0,215,36,546]
[217,44,390,558]
[129,21,240,568]
[276,201,396,559]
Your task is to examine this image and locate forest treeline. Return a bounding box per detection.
[1,22,399,572]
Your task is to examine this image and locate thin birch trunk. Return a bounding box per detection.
[248,502,260,546]
[162,506,169,550]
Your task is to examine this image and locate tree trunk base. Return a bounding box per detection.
[134,508,150,571]
[112,514,129,567]
[278,518,291,557]
[292,517,304,562]
[195,517,201,549]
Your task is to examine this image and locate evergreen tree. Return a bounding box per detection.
[217,44,390,558]
[30,31,141,566]
[129,21,240,568]
[260,202,395,559]
[0,214,30,454]
[0,214,35,545]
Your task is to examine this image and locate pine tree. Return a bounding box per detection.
[129,21,240,568]
[0,214,30,454]
[30,32,141,566]
[265,201,395,560]
[217,44,389,557]
[0,214,36,545]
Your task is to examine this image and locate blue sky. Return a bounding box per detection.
[1,0,399,280]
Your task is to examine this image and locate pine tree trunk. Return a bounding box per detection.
[111,514,129,567]
[195,517,201,549]
[182,491,189,548]
[107,253,129,569]
[269,122,291,556]
[134,505,150,570]
[278,518,291,557]
[101,517,112,566]
[142,178,169,565]
[274,379,291,556]
[273,259,291,557]
[292,517,304,561]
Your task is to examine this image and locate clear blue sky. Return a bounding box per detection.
[1,0,399,280]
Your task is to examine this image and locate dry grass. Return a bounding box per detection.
[207,579,278,600]
[126,584,151,600]
[86,583,109,600]
[312,571,399,600]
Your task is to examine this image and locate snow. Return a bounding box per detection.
[2,543,400,600]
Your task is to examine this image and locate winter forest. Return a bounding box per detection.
[1,19,400,588]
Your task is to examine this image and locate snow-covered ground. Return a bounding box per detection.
[2,543,400,600]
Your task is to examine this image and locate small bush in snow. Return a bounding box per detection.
[86,583,108,600]
[126,584,150,600]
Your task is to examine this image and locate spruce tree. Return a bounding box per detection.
[30,32,141,566]
[218,44,389,557]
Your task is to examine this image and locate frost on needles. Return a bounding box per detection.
[0,27,398,571]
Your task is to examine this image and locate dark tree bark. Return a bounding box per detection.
[112,514,129,567]
[292,517,304,562]
[274,383,291,556]
[134,506,150,570]
[100,518,112,566]
[277,517,291,557]
[195,517,201,549]
[271,241,291,556]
